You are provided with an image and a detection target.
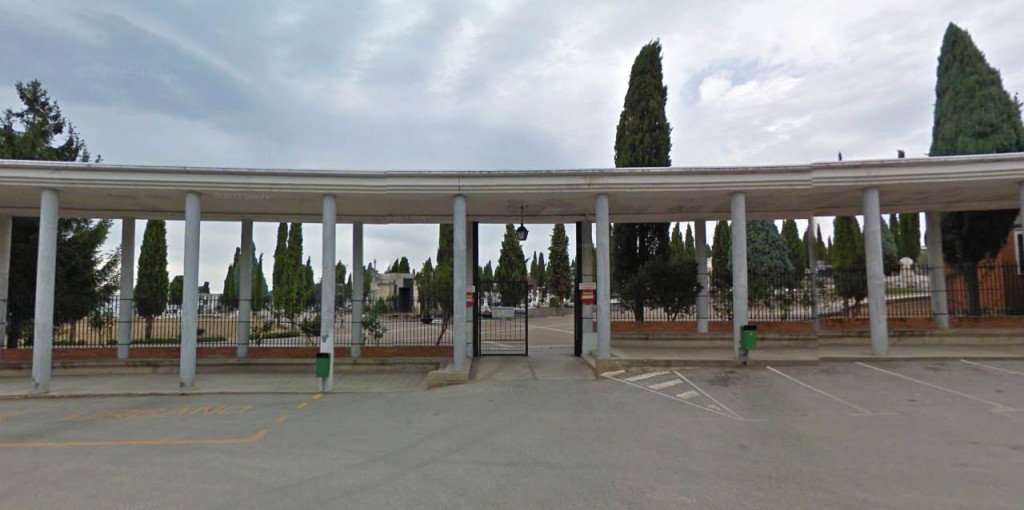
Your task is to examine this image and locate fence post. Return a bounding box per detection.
[117,219,135,360]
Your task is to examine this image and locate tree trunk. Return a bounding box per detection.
[145,316,154,340]
[69,321,77,343]
[964,262,982,316]
[435,316,450,346]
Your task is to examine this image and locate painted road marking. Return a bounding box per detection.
[624,371,670,382]
[767,366,887,416]
[296,402,308,410]
[274,414,290,425]
[676,390,699,400]
[601,370,625,378]
[602,373,741,420]
[0,411,24,422]
[311,393,323,400]
[961,359,1024,377]
[0,429,268,449]
[63,405,253,421]
[529,325,574,334]
[673,371,744,420]
[856,362,1018,411]
[647,379,683,391]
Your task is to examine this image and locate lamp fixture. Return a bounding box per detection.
[516,206,529,241]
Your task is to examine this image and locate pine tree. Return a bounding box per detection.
[547,224,572,307]
[931,23,1024,314]
[495,224,528,306]
[134,220,169,340]
[0,80,118,347]
[612,40,673,321]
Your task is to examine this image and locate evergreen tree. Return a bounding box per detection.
[169,275,184,307]
[416,258,434,317]
[536,253,546,289]
[481,261,494,294]
[816,225,828,263]
[931,23,1024,314]
[272,223,288,302]
[547,224,572,307]
[832,216,867,309]
[747,221,794,304]
[221,247,240,310]
[0,80,118,347]
[683,224,696,265]
[898,213,921,260]
[495,224,528,306]
[889,214,902,256]
[711,221,731,289]
[669,223,686,265]
[612,40,672,321]
[253,252,269,311]
[880,219,900,275]
[529,252,539,283]
[781,219,806,272]
[133,220,168,340]
[432,225,455,344]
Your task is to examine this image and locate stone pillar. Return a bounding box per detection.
[595,194,611,359]
[695,221,709,333]
[580,221,597,354]
[863,188,889,356]
[237,220,253,357]
[320,196,336,390]
[180,192,201,391]
[351,223,364,358]
[452,195,468,371]
[730,193,748,358]
[807,216,821,335]
[31,189,59,394]
[925,212,949,330]
[0,215,13,357]
[116,219,135,360]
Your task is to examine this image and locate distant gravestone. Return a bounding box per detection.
[899,257,915,280]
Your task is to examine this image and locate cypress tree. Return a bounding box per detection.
[169,276,184,307]
[711,221,731,289]
[889,214,902,256]
[747,220,794,304]
[669,223,686,265]
[547,224,572,307]
[898,213,921,260]
[221,247,240,310]
[481,261,494,294]
[683,224,696,265]
[816,225,828,263]
[135,220,169,340]
[832,216,867,309]
[495,224,528,306]
[781,219,806,271]
[931,23,1024,314]
[272,223,288,305]
[536,253,546,289]
[612,40,673,321]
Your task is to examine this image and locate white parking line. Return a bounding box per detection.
[601,373,741,420]
[767,366,883,416]
[856,362,1016,411]
[676,390,699,400]
[673,371,744,420]
[529,325,574,334]
[624,371,670,382]
[648,379,683,391]
[600,370,625,378]
[961,359,1024,377]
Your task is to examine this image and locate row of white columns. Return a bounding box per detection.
[12,183,1024,392]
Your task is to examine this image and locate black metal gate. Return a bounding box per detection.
[476,280,529,356]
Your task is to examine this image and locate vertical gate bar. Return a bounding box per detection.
[472,222,480,357]
[574,221,583,357]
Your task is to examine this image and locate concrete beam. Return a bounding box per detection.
[117,219,135,360]
[925,212,949,330]
[320,196,336,391]
[180,191,201,391]
[595,194,611,359]
[237,220,253,357]
[452,195,467,371]
[863,188,889,356]
[0,215,12,358]
[351,223,364,358]
[730,193,748,358]
[31,189,59,394]
[806,216,820,335]
[695,221,709,334]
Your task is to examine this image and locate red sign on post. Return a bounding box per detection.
[580,283,596,306]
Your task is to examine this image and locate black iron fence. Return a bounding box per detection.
[2,294,452,349]
[611,263,1024,322]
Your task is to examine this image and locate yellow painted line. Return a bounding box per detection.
[311,393,322,400]
[296,402,308,410]
[274,414,289,425]
[0,411,24,423]
[0,429,268,449]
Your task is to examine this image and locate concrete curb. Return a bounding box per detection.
[426,358,473,388]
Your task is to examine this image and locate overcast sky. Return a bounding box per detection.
[1,0,1022,291]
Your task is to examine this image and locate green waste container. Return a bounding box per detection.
[740,325,757,351]
[315,353,331,378]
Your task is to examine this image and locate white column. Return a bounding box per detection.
[695,220,709,333]
[452,195,468,371]
[0,215,12,356]
[116,219,135,360]
[730,193,748,358]
[351,223,364,358]
[320,196,336,391]
[925,212,949,330]
[237,220,253,357]
[595,194,611,359]
[180,192,201,391]
[32,190,59,393]
[465,220,475,357]
[807,217,821,335]
[863,188,889,356]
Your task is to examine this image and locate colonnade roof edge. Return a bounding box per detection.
[0,153,1021,224]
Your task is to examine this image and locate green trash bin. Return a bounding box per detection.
[740,325,757,351]
[315,352,331,378]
